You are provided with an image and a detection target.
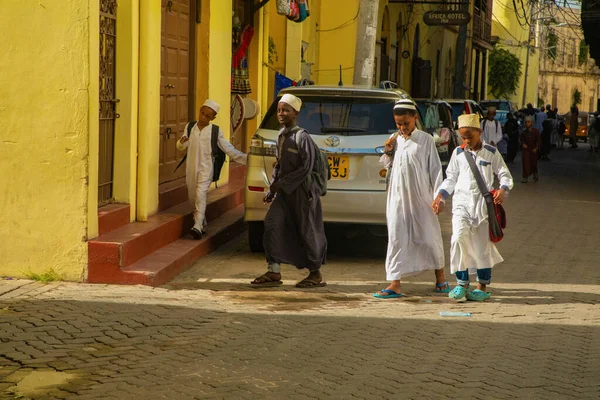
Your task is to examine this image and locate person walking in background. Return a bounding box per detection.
[546,105,559,149]
[534,106,547,138]
[521,116,541,183]
[481,107,503,148]
[540,117,553,161]
[504,113,520,163]
[525,103,536,116]
[569,105,579,149]
[557,116,566,150]
[588,112,600,153]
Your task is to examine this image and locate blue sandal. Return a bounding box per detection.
[373,289,404,299]
[434,281,452,293]
[448,286,468,302]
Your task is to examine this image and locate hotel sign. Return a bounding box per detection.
[423,11,471,26]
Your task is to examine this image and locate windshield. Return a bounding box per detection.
[260,95,411,136]
[480,101,511,111]
[449,103,466,121]
[416,101,453,131]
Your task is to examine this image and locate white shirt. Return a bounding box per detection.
[176,123,247,188]
[438,142,513,226]
[480,119,503,145]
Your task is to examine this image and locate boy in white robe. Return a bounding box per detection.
[431,114,514,302]
[176,100,247,239]
[373,99,449,298]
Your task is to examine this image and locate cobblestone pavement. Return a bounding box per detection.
[2,147,600,399]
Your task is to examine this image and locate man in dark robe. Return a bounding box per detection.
[251,94,327,288]
[504,112,520,163]
[521,116,541,183]
[540,118,553,161]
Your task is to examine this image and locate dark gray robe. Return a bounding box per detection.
[263,126,327,271]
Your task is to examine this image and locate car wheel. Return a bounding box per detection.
[248,221,265,253]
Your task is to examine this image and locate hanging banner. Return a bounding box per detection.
[423,10,471,26]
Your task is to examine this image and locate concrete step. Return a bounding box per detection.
[118,205,246,286]
[88,171,246,285]
[97,204,130,236]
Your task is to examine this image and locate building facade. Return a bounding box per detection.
[538,1,600,113]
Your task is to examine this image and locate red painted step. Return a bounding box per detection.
[88,168,246,285]
[97,204,130,236]
[89,205,245,286]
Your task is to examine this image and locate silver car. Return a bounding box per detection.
[244,86,423,252]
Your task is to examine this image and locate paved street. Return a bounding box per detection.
[2,146,600,400]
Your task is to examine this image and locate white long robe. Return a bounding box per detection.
[381,129,445,281]
[437,142,513,274]
[176,122,247,231]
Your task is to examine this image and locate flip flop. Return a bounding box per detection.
[373,289,404,299]
[466,289,491,302]
[250,273,283,287]
[434,281,452,293]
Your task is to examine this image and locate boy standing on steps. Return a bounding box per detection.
[176,100,247,240]
[431,114,514,302]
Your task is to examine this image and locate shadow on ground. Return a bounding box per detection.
[1,299,599,399]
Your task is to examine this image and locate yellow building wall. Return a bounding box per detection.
[113,0,140,222]
[209,0,234,186]
[490,0,539,107]
[314,0,359,85]
[137,0,162,221]
[0,1,91,280]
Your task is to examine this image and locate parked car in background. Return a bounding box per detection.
[442,99,485,127]
[415,99,459,169]
[479,99,518,125]
[244,86,422,252]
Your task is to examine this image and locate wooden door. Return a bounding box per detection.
[160,0,193,184]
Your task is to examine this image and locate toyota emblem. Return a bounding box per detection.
[324,136,341,147]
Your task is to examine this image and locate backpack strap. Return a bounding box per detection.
[187,121,197,138]
[174,121,197,172]
[210,124,219,156]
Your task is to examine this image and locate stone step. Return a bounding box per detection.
[88,168,246,285]
[118,205,246,286]
[97,204,130,236]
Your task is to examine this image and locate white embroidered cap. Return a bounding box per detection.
[279,94,302,112]
[203,99,220,114]
[393,99,417,112]
[458,114,481,129]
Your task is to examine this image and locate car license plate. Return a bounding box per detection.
[328,156,349,180]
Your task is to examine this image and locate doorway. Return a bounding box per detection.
[159,0,196,184]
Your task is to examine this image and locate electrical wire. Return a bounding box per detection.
[316,6,359,32]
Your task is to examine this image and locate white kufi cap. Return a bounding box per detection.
[458,114,481,129]
[279,94,302,112]
[393,99,417,112]
[203,99,220,114]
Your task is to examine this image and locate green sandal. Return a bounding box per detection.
[466,289,491,302]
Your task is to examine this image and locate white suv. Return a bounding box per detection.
[244,86,422,252]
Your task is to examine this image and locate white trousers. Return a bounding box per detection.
[450,216,504,274]
[189,179,211,231]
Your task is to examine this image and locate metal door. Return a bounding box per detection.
[99,0,117,204]
[159,0,192,184]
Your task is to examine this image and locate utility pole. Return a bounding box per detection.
[452,1,469,98]
[353,0,380,85]
[521,0,535,107]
